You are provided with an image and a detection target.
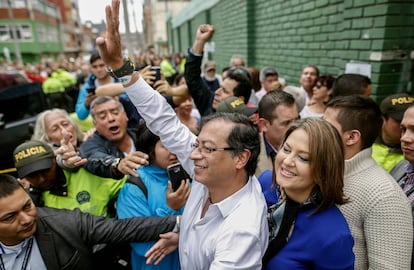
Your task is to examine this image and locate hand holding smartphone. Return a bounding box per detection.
[150,66,161,85]
[87,87,96,95]
[167,163,191,191]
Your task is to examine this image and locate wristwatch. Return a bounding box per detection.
[107,58,135,79]
[111,158,121,171]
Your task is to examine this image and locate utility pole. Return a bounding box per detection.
[122,0,134,57]
[6,0,23,65]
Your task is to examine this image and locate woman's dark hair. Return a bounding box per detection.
[276,118,347,214]
[318,75,335,89]
[248,67,261,92]
[135,122,160,164]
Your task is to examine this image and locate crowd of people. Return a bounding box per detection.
[1,0,414,269]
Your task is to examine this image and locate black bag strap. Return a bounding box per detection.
[262,199,300,266]
[127,175,148,199]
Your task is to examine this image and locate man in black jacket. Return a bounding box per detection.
[0,174,177,270]
[79,96,148,179]
[185,25,253,117]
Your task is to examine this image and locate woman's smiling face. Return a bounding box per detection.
[275,128,314,203]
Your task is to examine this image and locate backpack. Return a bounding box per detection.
[127,175,148,199]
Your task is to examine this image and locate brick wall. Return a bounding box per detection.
[168,0,414,101]
[209,1,249,68]
[179,22,191,55]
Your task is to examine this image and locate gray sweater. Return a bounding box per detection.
[340,148,413,270]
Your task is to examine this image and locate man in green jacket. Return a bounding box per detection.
[372,93,414,172]
[13,139,125,217]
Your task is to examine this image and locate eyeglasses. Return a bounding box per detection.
[191,142,235,154]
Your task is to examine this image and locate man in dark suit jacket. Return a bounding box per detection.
[0,174,177,270]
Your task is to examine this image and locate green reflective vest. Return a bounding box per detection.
[372,142,404,172]
[42,77,65,94]
[41,167,126,217]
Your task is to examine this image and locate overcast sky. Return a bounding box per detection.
[78,0,143,32]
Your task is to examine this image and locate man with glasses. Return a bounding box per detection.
[95,1,268,268]
[185,24,254,116]
[79,96,149,179]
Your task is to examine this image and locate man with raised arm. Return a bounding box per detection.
[184,24,253,116]
[95,1,268,269]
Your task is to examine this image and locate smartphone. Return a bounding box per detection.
[167,163,191,191]
[150,66,161,85]
[87,87,96,94]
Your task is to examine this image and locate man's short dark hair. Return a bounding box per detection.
[225,67,252,104]
[332,74,371,97]
[222,66,231,74]
[90,51,101,64]
[200,112,260,176]
[0,174,23,199]
[258,91,296,123]
[326,95,382,150]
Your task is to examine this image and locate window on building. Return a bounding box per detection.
[31,0,42,15]
[37,25,46,42]
[13,0,26,8]
[0,25,11,42]
[0,24,33,41]
[17,25,33,40]
[64,33,71,44]
[48,28,59,42]
[0,0,35,8]
[46,5,58,18]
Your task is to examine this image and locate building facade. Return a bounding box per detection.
[143,0,190,54]
[168,0,414,101]
[0,0,95,64]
